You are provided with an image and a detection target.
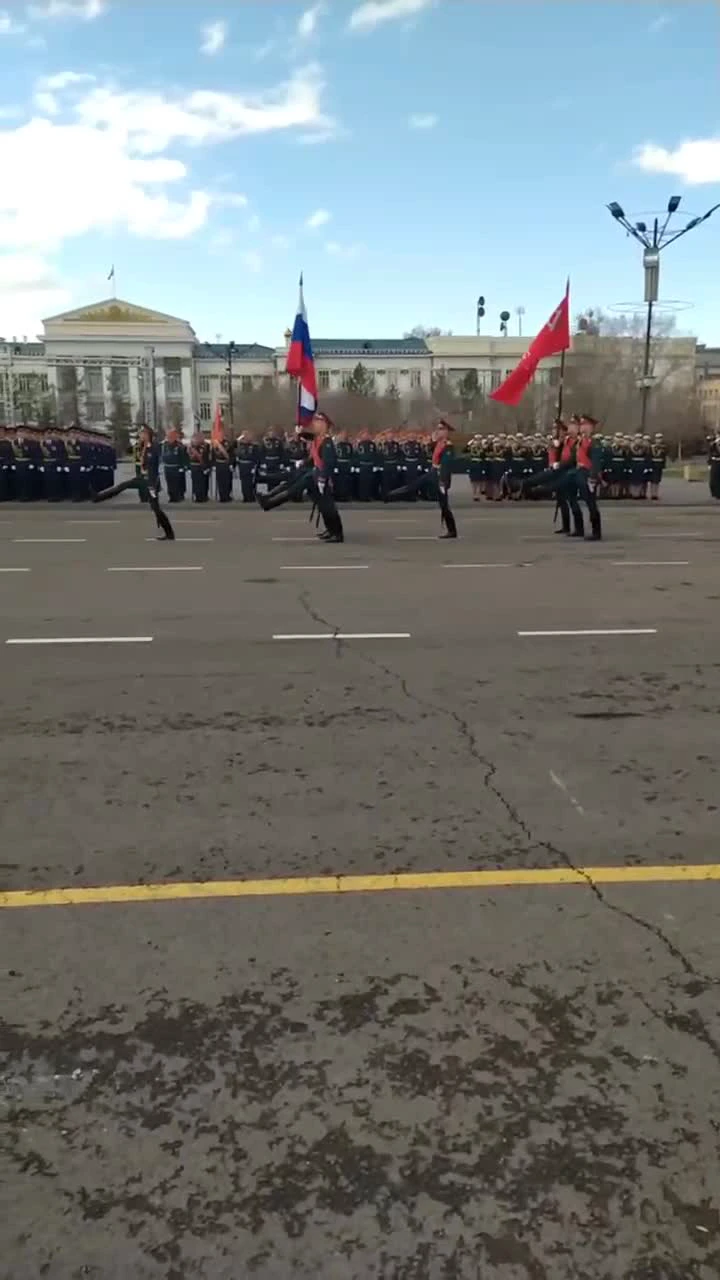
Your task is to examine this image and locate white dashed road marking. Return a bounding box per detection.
[6,636,154,646]
[549,770,586,817]
[272,632,411,641]
[518,628,657,637]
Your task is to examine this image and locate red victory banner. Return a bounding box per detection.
[490,282,570,407]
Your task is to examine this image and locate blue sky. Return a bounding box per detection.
[0,0,718,345]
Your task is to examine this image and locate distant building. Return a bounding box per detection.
[0,296,702,430]
[696,345,720,430]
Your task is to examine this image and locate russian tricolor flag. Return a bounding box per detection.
[286,274,318,425]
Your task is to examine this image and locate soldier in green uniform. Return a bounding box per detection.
[649,433,666,501]
[333,430,354,502]
[93,425,175,539]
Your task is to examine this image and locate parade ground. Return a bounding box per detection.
[2,482,720,1279]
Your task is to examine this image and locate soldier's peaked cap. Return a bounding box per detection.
[436,417,455,431]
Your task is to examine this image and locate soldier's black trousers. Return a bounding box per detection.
[523,466,571,532]
[386,471,457,536]
[191,466,209,503]
[92,476,175,539]
[237,466,256,502]
[215,462,232,502]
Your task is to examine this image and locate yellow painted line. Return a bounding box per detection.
[2,863,720,909]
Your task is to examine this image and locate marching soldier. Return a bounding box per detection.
[93,424,175,540]
[566,414,603,540]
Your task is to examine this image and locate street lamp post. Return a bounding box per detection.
[606,195,719,433]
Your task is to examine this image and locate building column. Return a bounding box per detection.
[181,361,194,433]
[154,359,166,431]
[75,364,86,425]
[129,365,141,424]
[102,365,113,421]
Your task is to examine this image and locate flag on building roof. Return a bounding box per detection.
[286,274,318,426]
[490,280,570,407]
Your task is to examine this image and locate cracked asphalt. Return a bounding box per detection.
[2,484,720,1279]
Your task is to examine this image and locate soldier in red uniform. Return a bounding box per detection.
[567,414,603,541]
[384,418,458,538]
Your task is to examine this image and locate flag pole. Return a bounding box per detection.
[556,348,566,418]
[556,278,570,418]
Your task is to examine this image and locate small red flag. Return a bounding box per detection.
[490,282,570,407]
[211,403,224,443]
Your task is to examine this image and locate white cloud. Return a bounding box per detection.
[247,212,261,231]
[214,191,248,209]
[73,65,335,151]
[33,70,95,116]
[325,240,363,259]
[0,65,335,331]
[649,12,672,32]
[200,20,227,56]
[408,112,437,129]
[28,0,106,19]
[306,207,331,228]
[240,250,263,272]
[298,3,322,38]
[0,10,26,33]
[634,138,720,184]
[0,253,70,336]
[348,0,433,32]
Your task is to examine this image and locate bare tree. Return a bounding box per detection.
[403,325,453,338]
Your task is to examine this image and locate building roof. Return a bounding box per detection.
[194,341,276,360]
[309,338,429,357]
[0,340,45,356]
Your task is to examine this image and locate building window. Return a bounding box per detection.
[16,373,48,393]
[219,375,229,394]
[199,401,211,421]
[165,372,182,396]
[87,400,106,423]
[318,370,330,390]
[198,375,210,394]
[490,370,501,391]
[410,370,421,389]
[241,375,253,393]
[85,368,104,396]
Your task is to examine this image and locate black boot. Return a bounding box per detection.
[570,516,584,538]
[590,510,602,541]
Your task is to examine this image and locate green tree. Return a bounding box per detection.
[458,368,481,412]
[431,369,460,413]
[345,362,374,396]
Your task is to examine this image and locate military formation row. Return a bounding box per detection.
[0,426,116,502]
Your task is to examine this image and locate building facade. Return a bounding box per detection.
[696,345,720,431]
[0,295,701,432]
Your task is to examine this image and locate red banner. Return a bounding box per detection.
[490,283,570,407]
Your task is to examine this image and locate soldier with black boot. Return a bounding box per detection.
[213,433,234,502]
[93,424,175,540]
[189,430,211,503]
[235,432,259,502]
